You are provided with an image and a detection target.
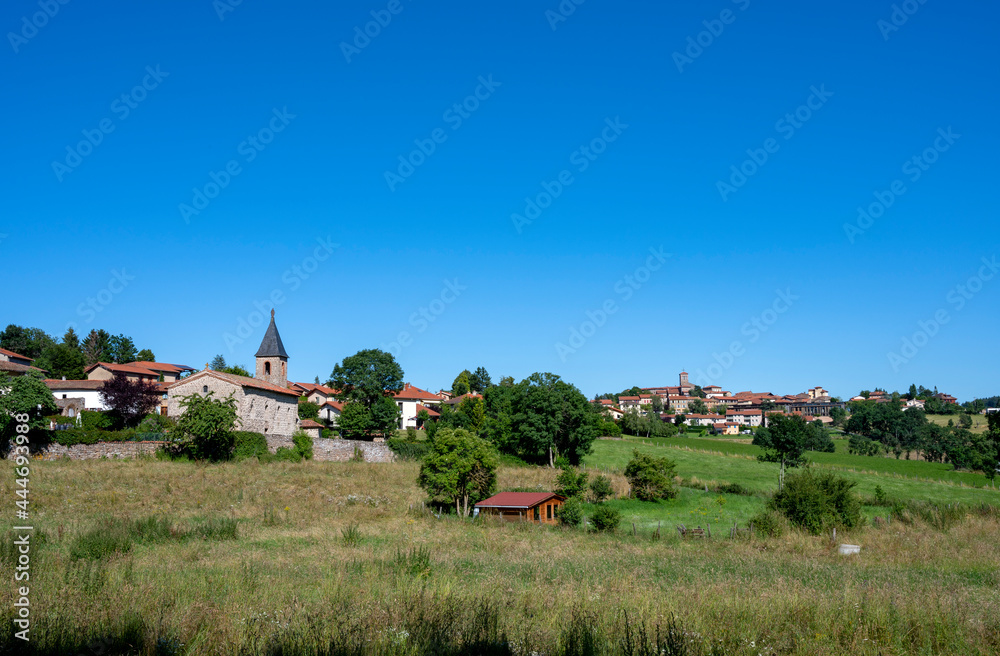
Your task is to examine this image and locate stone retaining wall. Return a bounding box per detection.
[10,437,394,463]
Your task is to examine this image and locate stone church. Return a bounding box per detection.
[167,310,299,437]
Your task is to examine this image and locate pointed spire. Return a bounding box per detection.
[255,309,289,358]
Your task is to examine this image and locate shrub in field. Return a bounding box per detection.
[80,410,114,431]
[292,429,313,460]
[557,497,584,527]
[748,509,785,538]
[770,469,861,535]
[589,475,614,503]
[590,505,621,533]
[848,434,884,457]
[555,467,589,498]
[232,431,269,461]
[386,436,429,461]
[716,482,752,496]
[172,392,238,461]
[624,450,678,501]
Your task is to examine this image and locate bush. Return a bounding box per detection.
[770,469,862,535]
[292,429,313,460]
[406,426,419,441]
[555,467,589,498]
[848,434,884,457]
[748,509,785,538]
[298,401,320,420]
[52,428,137,446]
[386,437,429,461]
[716,482,752,496]
[623,450,678,501]
[232,431,269,461]
[589,475,614,503]
[590,505,621,533]
[557,498,583,527]
[80,410,114,432]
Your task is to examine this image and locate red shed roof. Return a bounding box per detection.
[475,492,564,509]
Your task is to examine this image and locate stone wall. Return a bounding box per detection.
[8,438,394,463]
[9,442,167,461]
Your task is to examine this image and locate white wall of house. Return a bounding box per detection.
[51,389,107,410]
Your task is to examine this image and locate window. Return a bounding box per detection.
[533,506,540,521]
[547,504,552,520]
[265,362,271,375]
[203,385,208,393]
[62,394,67,399]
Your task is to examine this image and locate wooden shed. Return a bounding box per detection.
[474,492,566,525]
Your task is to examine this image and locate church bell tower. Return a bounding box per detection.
[255,309,289,387]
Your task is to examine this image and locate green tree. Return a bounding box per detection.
[452,369,472,396]
[469,366,492,393]
[510,372,598,466]
[651,394,664,413]
[35,342,86,380]
[108,334,137,364]
[82,329,113,366]
[0,325,55,360]
[209,355,228,371]
[623,449,678,501]
[829,406,847,427]
[770,469,861,535]
[690,384,707,398]
[222,364,251,377]
[298,400,320,420]
[135,348,156,362]
[983,414,1000,482]
[759,399,777,427]
[173,392,238,461]
[753,413,808,490]
[457,395,486,432]
[0,372,58,452]
[417,428,498,517]
[482,383,515,452]
[589,475,614,503]
[331,349,404,405]
[689,398,709,415]
[555,467,589,498]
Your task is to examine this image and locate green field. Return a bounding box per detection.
[926,412,990,433]
[3,447,1000,655]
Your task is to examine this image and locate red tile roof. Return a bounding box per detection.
[299,419,323,429]
[45,379,105,390]
[0,347,33,361]
[443,392,483,405]
[394,383,444,402]
[322,400,345,411]
[415,403,440,417]
[0,361,44,374]
[475,492,564,509]
[127,361,195,374]
[87,362,160,377]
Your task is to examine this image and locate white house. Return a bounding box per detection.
[44,379,108,411]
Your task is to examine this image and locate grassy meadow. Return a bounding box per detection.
[2,442,1000,655]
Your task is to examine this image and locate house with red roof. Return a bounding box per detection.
[394,384,445,428]
[474,492,565,525]
[0,348,46,376]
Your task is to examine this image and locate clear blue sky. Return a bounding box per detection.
[3,0,997,401]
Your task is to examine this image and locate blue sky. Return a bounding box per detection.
[2,0,997,401]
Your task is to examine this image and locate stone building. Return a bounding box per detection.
[167,311,299,437]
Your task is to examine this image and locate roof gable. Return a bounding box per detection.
[255,311,289,358]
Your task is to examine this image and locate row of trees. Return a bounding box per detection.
[844,400,1000,477]
[426,371,601,466]
[1,324,155,380]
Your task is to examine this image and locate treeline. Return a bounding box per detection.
[425,371,614,466]
[1,323,155,380]
[845,400,1000,477]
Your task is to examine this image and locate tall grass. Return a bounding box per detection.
[2,458,999,655]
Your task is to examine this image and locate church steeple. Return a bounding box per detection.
[255,309,288,386]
